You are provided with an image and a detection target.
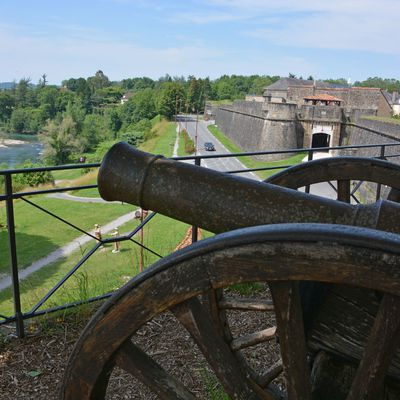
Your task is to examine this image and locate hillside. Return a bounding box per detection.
[0,82,15,90]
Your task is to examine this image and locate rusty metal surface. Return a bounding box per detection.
[98,142,400,235]
[265,157,400,189]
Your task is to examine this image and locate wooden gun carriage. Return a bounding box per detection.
[62,142,400,400]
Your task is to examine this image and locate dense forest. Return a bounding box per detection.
[0,71,399,166]
[0,72,279,165]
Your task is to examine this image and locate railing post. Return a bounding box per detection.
[305,150,314,194]
[4,173,25,338]
[192,158,201,243]
[376,145,386,201]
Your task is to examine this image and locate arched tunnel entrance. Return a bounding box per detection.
[311,132,330,151]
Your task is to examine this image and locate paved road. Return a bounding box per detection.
[178,115,259,181]
[178,116,339,200]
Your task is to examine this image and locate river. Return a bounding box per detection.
[0,133,43,168]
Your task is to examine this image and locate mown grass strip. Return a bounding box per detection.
[208,125,305,179]
[0,215,190,316]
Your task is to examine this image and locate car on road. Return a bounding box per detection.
[204,142,215,151]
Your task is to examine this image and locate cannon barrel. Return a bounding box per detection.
[98,142,400,234]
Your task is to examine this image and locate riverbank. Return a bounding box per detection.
[0,139,26,148]
[0,133,42,167]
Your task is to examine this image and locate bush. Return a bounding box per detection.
[120,130,144,147]
[13,161,54,188]
[180,129,195,154]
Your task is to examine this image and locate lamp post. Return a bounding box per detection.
[195,109,199,155]
[185,101,188,130]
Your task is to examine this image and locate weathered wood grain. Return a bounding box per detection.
[270,281,312,400]
[219,297,274,311]
[172,297,272,400]
[115,340,196,399]
[230,327,276,351]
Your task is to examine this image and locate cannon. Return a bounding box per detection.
[62,142,400,399]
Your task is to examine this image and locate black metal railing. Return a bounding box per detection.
[1,141,400,338]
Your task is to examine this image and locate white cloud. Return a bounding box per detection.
[0,24,224,83]
[175,0,400,55]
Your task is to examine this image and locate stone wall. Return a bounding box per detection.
[341,118,400,160]
[283,86,391,117]
[215,105,267,152]
[215,100,400,163]
[215,102,299,160]
[300,105,343,121]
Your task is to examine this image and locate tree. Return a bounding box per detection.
[15,78,31,107]
[0,91,15,122]
[13,161,54,187]
[37,86,59,119]
[38,73,48,87]
[108,108,122,137]
[155,82,185,119]
[129,88,156,122]
[187,77,202,111]
[41,115,82,164]
[248,76,279,95]
[81,114,105,151]
[88,70,110,90]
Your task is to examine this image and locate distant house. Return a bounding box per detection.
[120,91,134,104]
[263,77,393,117]
[245,95,265,102]
[303,94,342,106]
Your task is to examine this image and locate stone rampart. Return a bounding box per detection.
[299,105,343,121]
[215,102,298,161]
[341,118,400,160]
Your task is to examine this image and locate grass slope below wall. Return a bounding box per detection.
[208,125,305,179]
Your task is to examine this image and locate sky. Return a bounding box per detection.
[0,0,399,85]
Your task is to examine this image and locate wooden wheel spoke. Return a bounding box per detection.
[337,179,351,203]
[231,327,277,351]
[258,360,283,387]
[114,340,196,400]
[172,296,274,400]
[219,297,274,311]
[201,288,229,338]
[346,293,400,400]
[270,281,312,400]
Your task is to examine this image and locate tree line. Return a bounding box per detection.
[1,71,399,165]
[0,72,280,165]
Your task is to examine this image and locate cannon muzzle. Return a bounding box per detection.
[98,142,400,234]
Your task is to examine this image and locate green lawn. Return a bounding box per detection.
[140,119,177,156]
[52,168,87,181]
[0,215,192,316]
[70,187,101,197]
[72,120,179,198]
[177,129,195,156]
[208,125,305,179]
[0,197,132,274]
[0,119,203,317]
[362,116,400,125]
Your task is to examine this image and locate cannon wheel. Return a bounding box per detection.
[264,156,400,203]
[62,224,400,399]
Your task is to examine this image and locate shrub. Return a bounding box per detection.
[120,130,144,147]
[13,160,54,188]
[180,129,195,154]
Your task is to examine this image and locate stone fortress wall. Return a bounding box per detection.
[215,79,400,162]
[216,101,300,161]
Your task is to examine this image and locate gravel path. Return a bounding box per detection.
[46,192,110,203]
[0,205,138,291]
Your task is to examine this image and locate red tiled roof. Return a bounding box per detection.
[304,94,342,101]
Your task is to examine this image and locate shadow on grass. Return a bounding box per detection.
[0,230,56,275]
[0,241,142,318]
